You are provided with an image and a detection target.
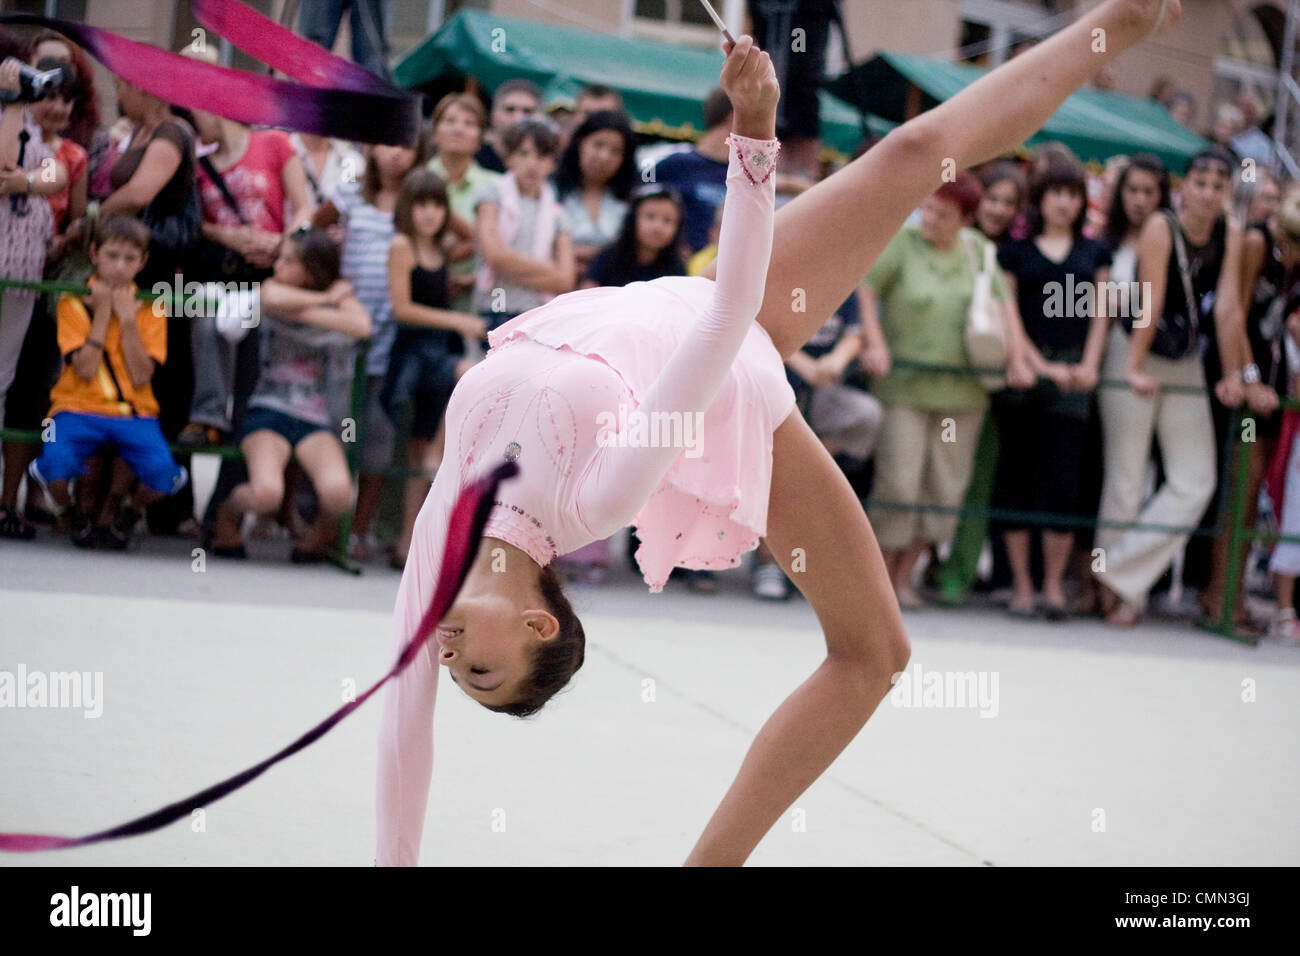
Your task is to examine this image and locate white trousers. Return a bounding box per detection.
[1095,325,1217,609]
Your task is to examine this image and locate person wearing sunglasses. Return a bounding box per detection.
[1095,147,1244,626]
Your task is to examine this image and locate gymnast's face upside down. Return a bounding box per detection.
[434,537,586,718]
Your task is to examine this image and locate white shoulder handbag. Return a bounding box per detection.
[961,228,1008,390]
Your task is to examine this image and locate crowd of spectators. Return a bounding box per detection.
[3,21,1300,643]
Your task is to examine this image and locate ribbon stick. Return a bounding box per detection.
[0,0,420,145]
[0,459,519,853]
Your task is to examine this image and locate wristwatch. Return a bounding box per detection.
[1241,363,1261,384]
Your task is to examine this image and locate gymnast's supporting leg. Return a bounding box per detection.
[701,0,1178,358]
[686,409,908,865]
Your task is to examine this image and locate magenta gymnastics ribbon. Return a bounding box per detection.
[0,0,420,145]
[0,459,519,853]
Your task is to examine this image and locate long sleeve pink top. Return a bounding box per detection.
[376,133,784,866]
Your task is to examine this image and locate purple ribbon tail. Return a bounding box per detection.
[0,460,519,853]
[0,2,420,145]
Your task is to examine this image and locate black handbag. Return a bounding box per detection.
[140,176,201,260]
[1122,209,1202,360]
[136,124,201,260]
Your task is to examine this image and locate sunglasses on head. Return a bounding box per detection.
[1188,158,1232,178]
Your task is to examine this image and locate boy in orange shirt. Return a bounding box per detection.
[28,215,188,548]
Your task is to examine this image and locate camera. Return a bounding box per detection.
[0,62,70,105]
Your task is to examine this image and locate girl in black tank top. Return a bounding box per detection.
[400,260,463,356]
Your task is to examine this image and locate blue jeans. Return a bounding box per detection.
[298,0,391,78]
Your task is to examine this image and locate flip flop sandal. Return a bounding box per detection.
[1043,602,1070,622]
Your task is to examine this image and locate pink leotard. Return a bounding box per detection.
[377,132,788,865]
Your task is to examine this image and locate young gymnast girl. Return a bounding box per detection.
[378,0,1180,866]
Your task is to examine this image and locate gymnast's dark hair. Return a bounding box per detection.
[553,109,638,201]
[484,562,586,718]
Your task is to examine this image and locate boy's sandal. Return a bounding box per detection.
[0,506,37,540]
[66,507,96,549]
[24,505,56,526]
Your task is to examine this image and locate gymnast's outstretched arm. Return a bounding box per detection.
[574,36,781,537]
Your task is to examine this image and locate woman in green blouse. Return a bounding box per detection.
[859,174,1016,609]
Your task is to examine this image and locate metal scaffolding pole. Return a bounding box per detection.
[1273,0,1300,177]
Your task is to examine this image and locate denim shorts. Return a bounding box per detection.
[482,310,522,336]
[241,405,329,448]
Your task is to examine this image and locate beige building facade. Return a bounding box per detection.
[2,0,1291,143]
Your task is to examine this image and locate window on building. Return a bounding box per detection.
[958,20,992,66]
[957,0,1067,67]
[4,0,87,21]
[635,0,714,28]
[1213,5,1283,129]
[633,0,723,45]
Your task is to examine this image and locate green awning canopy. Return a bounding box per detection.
[394,8,892,154]
[828,50,1209,170]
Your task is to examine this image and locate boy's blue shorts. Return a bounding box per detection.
[35,412,188,494]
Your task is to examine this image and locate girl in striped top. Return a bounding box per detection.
[315,137,432,559]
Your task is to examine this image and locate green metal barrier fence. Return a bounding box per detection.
[868,359,1287,646]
